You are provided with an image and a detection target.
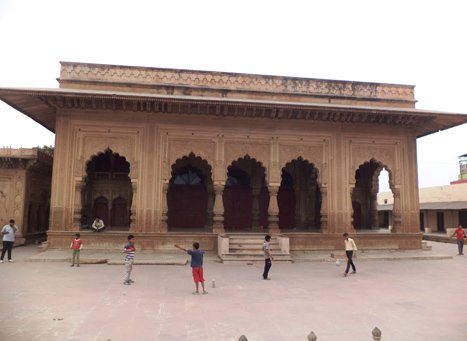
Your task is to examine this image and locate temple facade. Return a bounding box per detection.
[1,62,467,251]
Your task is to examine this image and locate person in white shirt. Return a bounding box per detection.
[262,234,274,280]
[91,217,105,232]
[343,232,357,277]
[1,219,18,263]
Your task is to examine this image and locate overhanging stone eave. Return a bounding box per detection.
[1,87,467,134]
[0,89,57,132]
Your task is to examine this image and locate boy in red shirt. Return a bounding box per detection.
[451,224,466,255]
[70,233,83,267]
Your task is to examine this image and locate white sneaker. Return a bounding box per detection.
[8,260,13,262]
[0,260,3,263]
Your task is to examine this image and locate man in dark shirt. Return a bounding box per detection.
[175,242,208,295]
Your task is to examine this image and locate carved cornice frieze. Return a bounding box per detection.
[40,94,433,128]
[60,62,415,101]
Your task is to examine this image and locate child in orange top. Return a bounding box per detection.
[70,233,83,267]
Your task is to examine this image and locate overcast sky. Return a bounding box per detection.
[1,0,466,190]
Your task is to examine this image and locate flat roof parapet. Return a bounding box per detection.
[59,61,416,108]
[0,147,53,164]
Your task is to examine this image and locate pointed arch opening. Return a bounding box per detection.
[279,157,321,230]
[82,149,132,231]
[223,156,269,231]
[376,168,394,230]
[352,159,394,230]
[167,153,213,231]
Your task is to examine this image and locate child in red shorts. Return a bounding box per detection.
[175,242,208,295]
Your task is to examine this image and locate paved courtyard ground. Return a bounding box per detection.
[0,241,466,341]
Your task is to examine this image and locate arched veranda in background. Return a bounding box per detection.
[167,153,213,230]
[352,159,394,230]
[223,156,269,231]
[82,149,132,231]
[279,157,321,230]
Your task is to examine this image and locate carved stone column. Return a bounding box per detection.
[369,191,379,229]
[130,180,138,231]
[73,180,84,232]
[251,186,261,231]
[320,186,328,232]
[347,185,357,233]
[267,186,280,235]
[159,181,168,233]
[391,188,401,233]
[212,184,225,234]
[205,185,215,231]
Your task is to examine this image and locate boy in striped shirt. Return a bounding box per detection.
[123,234,135,285]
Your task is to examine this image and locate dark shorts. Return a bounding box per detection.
[192,267,205,283]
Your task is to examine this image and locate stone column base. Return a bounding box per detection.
[268,225,280,235]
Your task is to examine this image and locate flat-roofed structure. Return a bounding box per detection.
[1,62,467,251]
[0,148,52,243]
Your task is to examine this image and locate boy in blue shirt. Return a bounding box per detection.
[175,242,208,295]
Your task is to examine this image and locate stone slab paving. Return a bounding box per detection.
[0,241,466,341]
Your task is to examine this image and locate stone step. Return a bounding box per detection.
[229,249,281,254]
[229,242,279,247]
[221,253,292,263]
[229,238,279,243]
[227,235,272,240]
[222,233,290,263]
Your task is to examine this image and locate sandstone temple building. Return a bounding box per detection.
[1,62,466,253]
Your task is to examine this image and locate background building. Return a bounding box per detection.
[378,155,467,235]
[0,147,52,243]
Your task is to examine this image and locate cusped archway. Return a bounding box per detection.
[223,155,269,231]
[167,153,213,230]
[82,149,132,230]
[279,157,321,230]
[351,159,394,230]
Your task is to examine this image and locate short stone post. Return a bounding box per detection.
[307,331,317,340]
[372,327,382,340]
[238,335,248,341]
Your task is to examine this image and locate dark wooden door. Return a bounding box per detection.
[223,186,252,230]
[168,185,207,229]
[111,197,128,227]
[93,197,109,226]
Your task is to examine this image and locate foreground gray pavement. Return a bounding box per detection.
[1,241,466,341]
